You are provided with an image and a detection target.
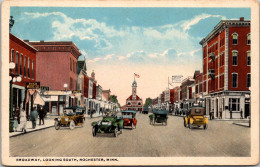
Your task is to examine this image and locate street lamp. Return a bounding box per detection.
[64,83,68,107]
[9,62,22,132]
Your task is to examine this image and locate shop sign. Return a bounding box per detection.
[72,90,81,94]
[41,86,50,91]
[26,82,40,89]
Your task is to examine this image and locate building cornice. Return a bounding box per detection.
[199,19,250,45]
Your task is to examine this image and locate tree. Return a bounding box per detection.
[109,95,118,103]
[144,97,152,107]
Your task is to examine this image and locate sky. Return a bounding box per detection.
[10,7,250,105]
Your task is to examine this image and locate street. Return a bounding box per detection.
[10,113,250,157]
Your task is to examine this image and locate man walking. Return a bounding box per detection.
[38,106,46,125]
[30,106,38,129]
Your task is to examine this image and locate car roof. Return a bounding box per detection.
[64,106,85,110]
[153,110,169,115]
[121,110,137,113]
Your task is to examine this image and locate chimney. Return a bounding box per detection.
[24,39,29,42]
[240,17,244,21]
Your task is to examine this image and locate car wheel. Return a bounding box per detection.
[69,120,75,130]
[114,127,118,137]
[80,119,84,127]
[92,127,96,137]
[204,124,208,130]
[54,121,60,130]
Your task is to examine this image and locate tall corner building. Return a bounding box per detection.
[199,17,251,119]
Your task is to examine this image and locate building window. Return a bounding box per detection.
[232,51,238,66]
[15,52,19,74]
[28,58,30,78]
[232,33,238,45]
[247,73,251,88]
[24,56,27,77]
[70,77,73,90]
[70,58,72,71]
[232,73,238,88]
[20,54,23,75]
[11,49,14,62]
[247,51,251,66]
[229,98,240,111]
[32,60,34,79]
[247,33,251,45]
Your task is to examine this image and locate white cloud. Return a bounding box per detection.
[88,57,101,63]
[181,13,227,31]
[104,54,114,60]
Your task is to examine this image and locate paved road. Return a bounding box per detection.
[10,113,250,157]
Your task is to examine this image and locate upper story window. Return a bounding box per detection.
[15,52,19,74]
[247,33,251,45]
[247,51,251,66]
[11,49,14,62]
[70,58,72,71]
[28,58,30,78]
[247,73,251,88]
[232,33,238,45]
[232,51,238,66]
[32,60,34,79]
[20,54,23,75]
[24,56,27,77]
[232,73,238,88]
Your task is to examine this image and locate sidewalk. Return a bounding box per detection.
[9,114,56,138]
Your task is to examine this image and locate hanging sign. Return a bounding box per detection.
[26,82,40,89]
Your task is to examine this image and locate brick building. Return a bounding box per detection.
[26,40,81,114]
[199,17,250,119]
[10,33,37,116]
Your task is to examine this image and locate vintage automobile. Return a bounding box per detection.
[184,106,208,129]
[142,107,149,114]
[121,110,137,129]
[54,106,85,130]
[149,110,168,126]
[91,115,124,137]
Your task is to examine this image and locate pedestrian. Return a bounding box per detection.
[19,103,27,133]
[209,112,212,120]
[220,110,222,119]
[14,107,20,124]
[13,107,20,132]
[30,106,38,129]
[38,106,45,125]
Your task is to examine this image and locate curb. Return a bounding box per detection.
[10,125,54,138]
[232,123,250,128]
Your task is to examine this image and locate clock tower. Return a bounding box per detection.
[132,80,137,100]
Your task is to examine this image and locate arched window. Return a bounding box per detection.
[247,33,251,45]
[128,102,131,105]
[138,102,141,105]
[232,51,238,66]
[232,33,238,45]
